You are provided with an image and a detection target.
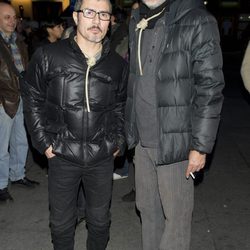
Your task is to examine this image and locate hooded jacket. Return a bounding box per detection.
[22,34,128,166]
[125,0,224,165]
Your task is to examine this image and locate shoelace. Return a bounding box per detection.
[135,8,166,76]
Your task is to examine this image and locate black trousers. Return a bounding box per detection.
[48,156,114,250]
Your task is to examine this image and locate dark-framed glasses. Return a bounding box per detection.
[76,8,111,21]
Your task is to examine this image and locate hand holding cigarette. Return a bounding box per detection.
[186,150,206,179]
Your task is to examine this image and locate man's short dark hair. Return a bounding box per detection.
[41,17,64,29]
[74,0,112,12]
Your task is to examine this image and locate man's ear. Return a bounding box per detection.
[73,11,78,25]
[46,27,52,35]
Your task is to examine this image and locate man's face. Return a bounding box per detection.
[73,0,111,44]
[0,4,17,36]
[142,0,166,9]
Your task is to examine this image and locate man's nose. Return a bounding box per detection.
[92,13,101,24]
[10,17,16,24]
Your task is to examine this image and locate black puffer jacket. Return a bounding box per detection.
[125,0,224,165]
[22,34,128,166]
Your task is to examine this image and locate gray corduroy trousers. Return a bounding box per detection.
[135,143,194,250]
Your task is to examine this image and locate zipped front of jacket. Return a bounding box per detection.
[80,46,110,164]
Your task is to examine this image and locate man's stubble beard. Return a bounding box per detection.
[87,26,104,43]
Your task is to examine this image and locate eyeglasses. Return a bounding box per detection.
[76,8,111,21]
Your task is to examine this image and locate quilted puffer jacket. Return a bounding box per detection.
[22,34,128,166]
[125,0,225,165]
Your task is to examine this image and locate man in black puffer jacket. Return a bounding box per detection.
[22,0,128,249]
[125,0,224,249]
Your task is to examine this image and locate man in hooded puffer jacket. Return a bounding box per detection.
[125,0,224,249]
[22,0,128,249]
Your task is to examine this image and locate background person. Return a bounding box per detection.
[241,41,250,93]
[0,2,39,203]
[32,17,64,53]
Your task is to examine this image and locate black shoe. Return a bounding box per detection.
[0,188,13,202]
[11,177,40,188]
[122,189,135,202]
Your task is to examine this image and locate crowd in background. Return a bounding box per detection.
[15,4,135,59]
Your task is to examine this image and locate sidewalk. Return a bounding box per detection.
[1,69,250,250]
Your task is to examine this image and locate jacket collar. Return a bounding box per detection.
[0,31,17,44]
[69,31,110,59]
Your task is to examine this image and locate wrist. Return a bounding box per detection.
[191,149,206,155]
[197,150,206,155]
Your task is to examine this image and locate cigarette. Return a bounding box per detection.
[190,172,195,179]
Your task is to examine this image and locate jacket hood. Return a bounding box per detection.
[131,0,205,24]
[169,0,204,23]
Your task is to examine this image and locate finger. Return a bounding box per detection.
[186,164,194,178]
[113,149,120,157]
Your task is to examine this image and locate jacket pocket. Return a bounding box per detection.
[105,134,117,156]
[2,96,20,118]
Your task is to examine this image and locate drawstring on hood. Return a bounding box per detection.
[81,45,102,112]
[135,7,166,75]
[73,35,103,113]
[133,0,204,76]
[85,57,97,112]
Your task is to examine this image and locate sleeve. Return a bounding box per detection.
[190,14,225,154]
[114,61,129,156]
[21,47,51,154]
[241,41,250,93]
